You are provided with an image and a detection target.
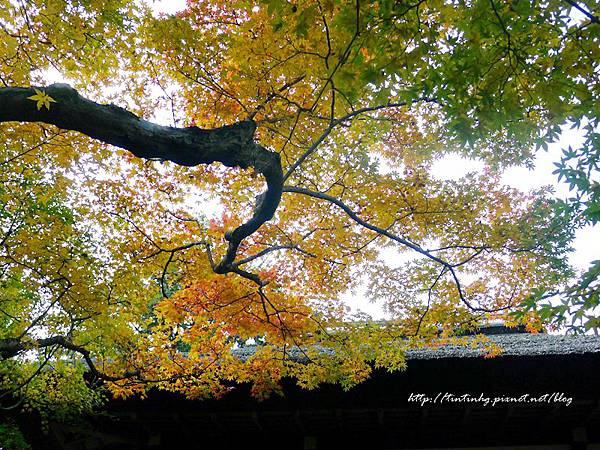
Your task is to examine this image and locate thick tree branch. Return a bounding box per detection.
[0,336,139,382]
[0,84,284,274]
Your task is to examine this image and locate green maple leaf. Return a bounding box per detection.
[27,88,57,111]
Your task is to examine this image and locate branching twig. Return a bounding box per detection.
[563,0,599,24]
[0,336,140,382]
[283,185,501,313]
[282,97,439,182]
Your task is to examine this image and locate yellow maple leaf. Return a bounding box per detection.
[27,88,57,110]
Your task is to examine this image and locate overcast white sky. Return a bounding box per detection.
[151,0,186,14]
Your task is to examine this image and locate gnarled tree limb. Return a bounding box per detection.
[0,336,139,382]
[0,84,284,275]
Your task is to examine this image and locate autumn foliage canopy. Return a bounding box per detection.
[0,0,598,416]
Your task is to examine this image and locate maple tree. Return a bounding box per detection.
[0,0,598,422]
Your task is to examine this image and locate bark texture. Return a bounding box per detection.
[0,84,283,273]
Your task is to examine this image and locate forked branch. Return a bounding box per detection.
[0,84,284,276]
[282,185,503,313]
[0,336,139,382]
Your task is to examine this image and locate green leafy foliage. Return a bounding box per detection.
[0,419,30,450]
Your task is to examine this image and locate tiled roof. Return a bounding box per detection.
[406,333,600,359]
[232,332,600,362]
